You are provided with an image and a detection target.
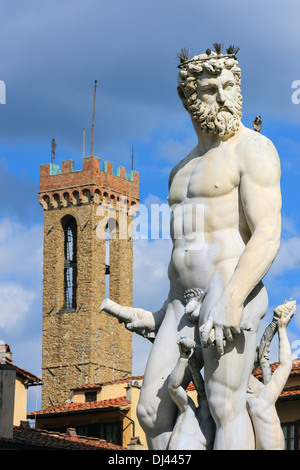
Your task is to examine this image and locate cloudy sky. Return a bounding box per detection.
[0,0,300,412]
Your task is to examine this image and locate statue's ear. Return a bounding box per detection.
[177,85,185,101]
[177,86,188,110]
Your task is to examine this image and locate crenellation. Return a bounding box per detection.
[39,156,139,214]
[49,163,61,176]
[61,160,74,173]
[40,157,138,191]
[103,160,112,174]
[116,165,126,179]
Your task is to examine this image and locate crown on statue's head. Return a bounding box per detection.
[177,43,240,69]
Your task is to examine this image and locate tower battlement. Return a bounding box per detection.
[39,156,139,210]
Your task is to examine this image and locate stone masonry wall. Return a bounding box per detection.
[40,157,138,407]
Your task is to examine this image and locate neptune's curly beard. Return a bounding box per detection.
[188,96,242,136]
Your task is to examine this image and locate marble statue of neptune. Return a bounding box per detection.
[101,45,283,450]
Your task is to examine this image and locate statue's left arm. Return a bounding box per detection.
[201,135,282,354]
[227,136,281,300]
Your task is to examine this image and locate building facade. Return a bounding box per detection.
[29,376,145,449]
[0,343,42,436]
[39,156,139,407]
[28,359,300,450]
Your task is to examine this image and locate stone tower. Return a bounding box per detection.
[39,156,139,407]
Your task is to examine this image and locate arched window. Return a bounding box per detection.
[105,225,110,298]
[105,218,118,298]
[62,216,77,309]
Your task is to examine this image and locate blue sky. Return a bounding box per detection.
[0,0,300,412]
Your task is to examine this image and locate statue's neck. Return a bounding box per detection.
[194,122,243,154]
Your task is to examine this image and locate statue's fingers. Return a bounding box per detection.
[224,327,233,341]
[200,320,213,348]
[214,327,224,355]
[118,309,134,322]
[125,321,140,331]
[126,320,146,333]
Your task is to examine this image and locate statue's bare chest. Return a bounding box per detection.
[169,149,240,204]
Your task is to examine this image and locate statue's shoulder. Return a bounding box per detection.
[236,125,280,171]
[168,146,198,187]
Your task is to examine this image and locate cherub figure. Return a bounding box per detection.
[246,300,296,450]
[167,337,215,450]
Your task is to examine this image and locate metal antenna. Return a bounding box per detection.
[83,128,85,158]
[91,80,97,156]
[131,144,134,171]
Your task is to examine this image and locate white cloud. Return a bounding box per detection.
[143,193,167,207]
[133,238,172,312]
[0,281,37,332]
[0,218,43,336]
[132,334,152,376]
[132,238,172,375]
[0,218,43,280]
[157,134,196,164]
[269,236,300,276]
[281,214,299,237]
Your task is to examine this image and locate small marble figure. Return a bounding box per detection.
[247,300,296,450]
[167,337,215,450]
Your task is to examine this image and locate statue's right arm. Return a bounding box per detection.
[100,297,169,338]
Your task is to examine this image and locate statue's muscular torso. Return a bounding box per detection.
[168,126,252,295]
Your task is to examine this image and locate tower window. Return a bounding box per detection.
[62,216,77,309]
[105,218,118,298]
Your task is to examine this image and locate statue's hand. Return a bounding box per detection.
[125,309,156,337]
[100,298,156,338]
[200,291,251,355]
[177,337,196,358]
[275,300,296,329]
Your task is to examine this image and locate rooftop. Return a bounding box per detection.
[28,396,130,418]
[0,342,42,386]
[27,361,300,420]
[0,424,126,450]
[253,358,300,380]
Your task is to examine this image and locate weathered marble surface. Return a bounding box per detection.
[101,45,295,450]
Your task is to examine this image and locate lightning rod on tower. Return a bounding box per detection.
[51,138,57,163]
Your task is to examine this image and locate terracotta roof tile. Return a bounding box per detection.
[253,359,300,380]
[28,396,130,417]
[7,426,126,450]
[186,382,195,391]
[0,360,42,386]
[278,385,300,401]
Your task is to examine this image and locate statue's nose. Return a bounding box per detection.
[217,86,226,104]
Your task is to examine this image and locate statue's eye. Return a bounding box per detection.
[202,85,216,94]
